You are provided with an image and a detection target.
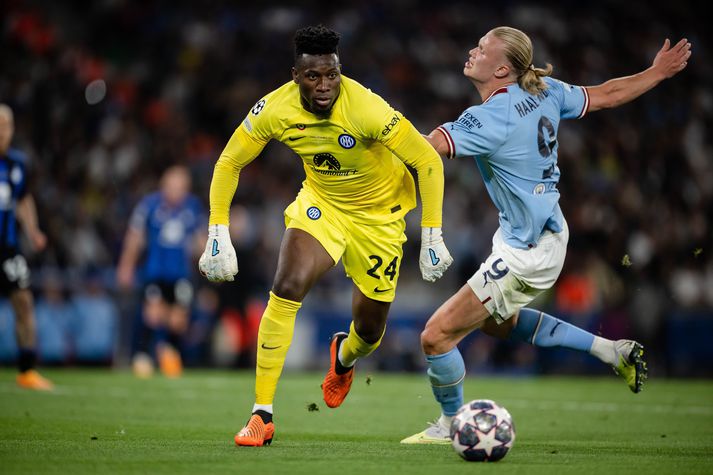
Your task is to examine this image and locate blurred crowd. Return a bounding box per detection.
[1,0,711,375]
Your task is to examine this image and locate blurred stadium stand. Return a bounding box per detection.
[1,0,710,376]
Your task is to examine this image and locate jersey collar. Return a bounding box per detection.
[483,82,514,104]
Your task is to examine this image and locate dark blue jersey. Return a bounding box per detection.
[0,148,28,252]
[128,191,205,282]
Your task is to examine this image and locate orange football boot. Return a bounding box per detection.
[158,345,183,378]
[235,414,275,446]
[321,332,354,408]
[16,370,54,391]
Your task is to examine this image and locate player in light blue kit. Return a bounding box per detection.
[401,26,692,444]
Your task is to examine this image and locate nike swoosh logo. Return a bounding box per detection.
[288,136,305,141]
[429,248,440,266]
[211,239,220,256]
[261,343,282,350]
[373,287,390,293]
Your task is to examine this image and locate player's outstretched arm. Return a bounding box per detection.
[587,38,692,112]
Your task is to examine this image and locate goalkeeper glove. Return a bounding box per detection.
[199,224,238,282]
[419,227,453,282]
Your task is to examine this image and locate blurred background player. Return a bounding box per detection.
[199,25,453,447]
[401,27,692,444]
[117,165,206,378]
[0,103,52,391]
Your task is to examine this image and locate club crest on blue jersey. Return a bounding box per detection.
[338,134,356,149]
[10,166,23,184]
[306,206,321,220]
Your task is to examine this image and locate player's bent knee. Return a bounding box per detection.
[168,313,189,334]
[421,313,467,355]
[421,326,447,355]
[271,277,309,302]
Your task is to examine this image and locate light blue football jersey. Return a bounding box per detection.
[438,76,589,249]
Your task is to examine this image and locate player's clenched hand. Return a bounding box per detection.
[419,227,453,282]
[198,224,238,282]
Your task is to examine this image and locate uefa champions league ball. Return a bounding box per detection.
[450,399,515,462]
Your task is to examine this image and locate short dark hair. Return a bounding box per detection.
[294,25,340,58]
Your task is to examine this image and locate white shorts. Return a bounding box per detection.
[467,220,569,323]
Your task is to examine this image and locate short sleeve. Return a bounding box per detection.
[8,149,28,199]
[436,106,505,159]
[544,77,590,120]
[128,197,150,232]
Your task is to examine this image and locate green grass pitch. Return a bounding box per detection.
[1,369,712,474]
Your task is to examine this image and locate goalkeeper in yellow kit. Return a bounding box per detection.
[199,25,453,446]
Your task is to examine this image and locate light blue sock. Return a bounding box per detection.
[511,307,594,352]
[426,348,465,416]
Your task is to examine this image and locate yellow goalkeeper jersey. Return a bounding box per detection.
[209,75,443,226]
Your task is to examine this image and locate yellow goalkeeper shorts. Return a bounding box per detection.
[284,190,407,302]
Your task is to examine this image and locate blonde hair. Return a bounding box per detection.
[491,26,553,95]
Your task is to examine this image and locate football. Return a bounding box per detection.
[450,399,515,462]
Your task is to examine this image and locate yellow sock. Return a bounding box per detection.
[339,321,385,367]
[255,291,302,405]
